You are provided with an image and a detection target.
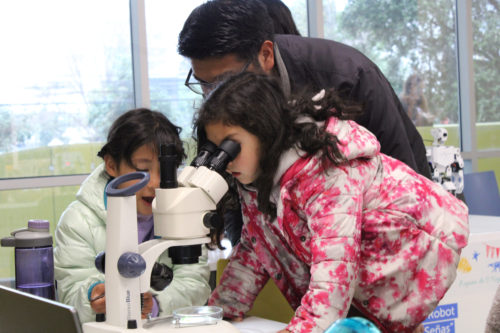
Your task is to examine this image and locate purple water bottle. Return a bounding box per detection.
[1,220,55,300]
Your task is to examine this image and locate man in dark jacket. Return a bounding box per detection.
[178,0,432,246]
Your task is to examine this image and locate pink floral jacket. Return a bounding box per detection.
[209,118,469,333]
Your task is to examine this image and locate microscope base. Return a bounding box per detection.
[83,318,241,333]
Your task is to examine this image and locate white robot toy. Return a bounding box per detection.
[426,128,464,195]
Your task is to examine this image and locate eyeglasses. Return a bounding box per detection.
[184,58,254,96]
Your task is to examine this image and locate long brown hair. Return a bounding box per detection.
[194,72,363,248]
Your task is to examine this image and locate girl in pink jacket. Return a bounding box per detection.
[195,72,469,333]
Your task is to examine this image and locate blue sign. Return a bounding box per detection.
[423,320,455,333]
[424,304,458,323]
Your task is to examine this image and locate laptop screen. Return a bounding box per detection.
[0,285,83,333]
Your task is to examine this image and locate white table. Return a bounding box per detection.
[422,214,500,333]
[232,316,288,333]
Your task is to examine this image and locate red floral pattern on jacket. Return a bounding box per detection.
[209,118,469,333]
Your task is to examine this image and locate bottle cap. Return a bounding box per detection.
[28,220,50,230]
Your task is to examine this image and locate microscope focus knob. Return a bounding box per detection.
[150,262,174,291]
[203,212,224,229]
[95,251,106,274]
[117,252,146,278]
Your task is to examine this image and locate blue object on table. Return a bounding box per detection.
[325,317,381,333]
[462,171,500,217]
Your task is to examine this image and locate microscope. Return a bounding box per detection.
[83,140,241,333]
[426,128,464,195]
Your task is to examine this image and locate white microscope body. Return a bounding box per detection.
[426,128,464,195]
[83,141,241,333]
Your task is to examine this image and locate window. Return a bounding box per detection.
[0,1,134,179]
[322,0,461,147]
[472,0,500,189]
[0,0,134,281]
[145,0,205,143]
[473,0,500,149]
[283,0,308,36]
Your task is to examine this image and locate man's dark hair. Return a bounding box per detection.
[260,0,301,36]
[178,0,275,62]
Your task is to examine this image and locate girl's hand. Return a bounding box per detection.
[141,292,154,319]
[90,283,106,314]
[277,330,291,333]
[413,323,424,333]
[232,317,243,322]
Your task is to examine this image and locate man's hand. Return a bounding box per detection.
[141,292,154,319]
[90,283,106,314]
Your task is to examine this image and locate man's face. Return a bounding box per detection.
[186,41,275,95]
[190,54,258,89]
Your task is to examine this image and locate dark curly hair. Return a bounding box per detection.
[98,108,186,169]
[193,72,363,246]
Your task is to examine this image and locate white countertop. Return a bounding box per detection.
[469,214,500,234]
[232,316,288,333]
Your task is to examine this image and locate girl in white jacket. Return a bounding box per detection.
[54,108,211,324]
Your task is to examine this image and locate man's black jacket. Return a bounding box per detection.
[276,34,431,178]
[225,35,432,247]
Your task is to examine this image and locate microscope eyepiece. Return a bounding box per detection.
[191,141,218,168]
[218,140,241,160]
[159,143,178,189]
[206,139,241,175]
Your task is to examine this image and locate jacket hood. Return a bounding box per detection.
[273,105,380,187]
[76,163,110,223]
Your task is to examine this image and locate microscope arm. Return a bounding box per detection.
[453,169,464,194]
[138,237,211,293]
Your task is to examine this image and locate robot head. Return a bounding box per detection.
[431,128,448,145]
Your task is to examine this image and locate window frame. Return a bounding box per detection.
[0,0,498,192]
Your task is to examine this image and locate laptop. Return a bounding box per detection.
[0,285,83,333]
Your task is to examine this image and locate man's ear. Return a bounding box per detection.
[104,155,119,178]
[257,40,275,74]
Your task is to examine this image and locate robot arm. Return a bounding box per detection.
[451,148,464,194]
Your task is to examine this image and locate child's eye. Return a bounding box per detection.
[136,168,149,172]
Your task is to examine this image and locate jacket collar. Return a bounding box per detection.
[274,35,321,94]
[274,42,291,99]
[76,163,110,223]
[272,113,325,188]
[274,116,381,190]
